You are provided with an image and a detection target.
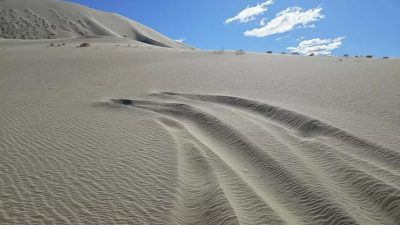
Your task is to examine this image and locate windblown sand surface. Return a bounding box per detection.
[1,1,400,225]
[1,37,400,225]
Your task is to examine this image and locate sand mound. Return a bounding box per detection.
[0,0,190,48]
[1,9,399,224]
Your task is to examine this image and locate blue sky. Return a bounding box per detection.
[65,0,400,57]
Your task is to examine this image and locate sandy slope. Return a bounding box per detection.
[0,0,190,49]
[1,1,400,224]
[0,37,399,224]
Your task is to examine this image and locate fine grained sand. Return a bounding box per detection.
[1,1,400,225]
[0,0,191,49]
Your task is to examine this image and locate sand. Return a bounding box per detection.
[1,0,400,224]
[0,0,191,49]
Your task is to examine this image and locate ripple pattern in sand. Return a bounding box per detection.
[110,92,400,225]
[1,90,400,224]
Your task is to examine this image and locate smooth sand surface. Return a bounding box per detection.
[1,1,400,225]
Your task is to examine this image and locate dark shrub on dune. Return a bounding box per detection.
[79,42,90,47]
[213,49,225,54]
[266,50,272,54]
[236,49,246,55]
[366,55,373,58]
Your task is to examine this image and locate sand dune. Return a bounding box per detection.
[1,0,400,224]
[0,0,190,48]
[1,37,399,224]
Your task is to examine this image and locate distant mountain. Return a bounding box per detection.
[0,0,191,48]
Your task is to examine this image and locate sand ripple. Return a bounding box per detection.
[111,92,400,224]
[1,91,399,224]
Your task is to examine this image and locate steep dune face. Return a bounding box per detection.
[0,0,189,48]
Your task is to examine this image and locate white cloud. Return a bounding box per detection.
[225,0,274,24]
[299,24,316,29]
[296,36,305,41]
[244,6,324,37]
[276,35,290,41]
[259,18,268,26]
[175,38,186,43]
[287,36,345,55]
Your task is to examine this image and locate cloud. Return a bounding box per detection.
[276,35,290,41]
[225,0,274,24]
[259,18,268,26]
[296,36,305,41]
[299,24,316,29]
[244,6,324,37]
[175,38,186,43]
[287,36,345,55]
